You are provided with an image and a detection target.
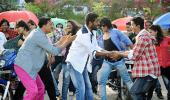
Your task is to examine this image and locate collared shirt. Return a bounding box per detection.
[15,28,61,79]
[66,25,102,73]
[131,29,160,78]
[0,32,7,50]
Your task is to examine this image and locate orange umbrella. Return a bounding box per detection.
[112,16,132,31]
[0,10,39,25]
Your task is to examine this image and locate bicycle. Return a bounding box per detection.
[107,59,133,100]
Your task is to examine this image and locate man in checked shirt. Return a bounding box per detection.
[115,17,160,100]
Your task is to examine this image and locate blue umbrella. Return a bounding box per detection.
[153,12,170,29]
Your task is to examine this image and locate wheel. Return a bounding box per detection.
[116,78,132,100]
[0,83,12,100]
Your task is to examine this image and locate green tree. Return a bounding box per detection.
[25,3,42,17]
[92,2,105,17]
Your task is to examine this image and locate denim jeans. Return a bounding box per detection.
[89,58,103,93]
[67,62,94,100]
[62,64,71,100]
[130,76,157,100]
[98,60,133,100]
[155,79,162,93]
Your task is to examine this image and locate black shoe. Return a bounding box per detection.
[157,92,164,99]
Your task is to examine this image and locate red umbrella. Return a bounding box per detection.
[112,16,132,31]
[0,10,39,25]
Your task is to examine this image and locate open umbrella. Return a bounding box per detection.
[153,12,170,29]
[51,18,67,28]
[112,16,132,31]
[0,10,39,25]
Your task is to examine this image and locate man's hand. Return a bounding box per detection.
[108,51,122,60]
[55,34,77,49]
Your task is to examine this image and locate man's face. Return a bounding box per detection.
[15,26,24,34]
[131,21,139,33]
[90,19,98,30]
[45,21,53,33]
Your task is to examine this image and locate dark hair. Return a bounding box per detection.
[56,23,63,29]
[67,20,80,35]
[16,20,30,31]
[149,25,164,45]
[38,17,51,28]
[0,19,9,27]
[85,12,98,25]
[28,19,37,26]
[112,24,117,29]
[131,17,144,30]
[100,17,113,29]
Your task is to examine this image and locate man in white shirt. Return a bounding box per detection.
[65,12,117,100]
[0,32,7,51]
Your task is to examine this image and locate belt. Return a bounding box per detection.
[105,58,122,63]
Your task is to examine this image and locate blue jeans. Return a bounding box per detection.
[67,63,94,100]
[130,76,157,100]
[62,64,71,100]
[155,79,162,93]
[98,60,133,100]
[89,58,103,93]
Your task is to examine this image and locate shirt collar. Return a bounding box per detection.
[84,24,94,35]
[136,29,156,41]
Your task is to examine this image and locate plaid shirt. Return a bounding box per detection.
[132,29,160,78]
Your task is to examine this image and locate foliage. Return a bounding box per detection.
[25,3,42,17]
[92,2,105,18]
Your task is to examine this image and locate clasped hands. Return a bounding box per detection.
[106,51,122,60]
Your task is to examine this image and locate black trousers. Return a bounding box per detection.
[13,61,57,100]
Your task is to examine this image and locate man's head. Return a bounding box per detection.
[100,17,112,32]
[28,19,37,31]
[0,19,10,31]
[38,17,53,33]
[131,17,144,33]
[16,20,30,34]
[85,12,98,30]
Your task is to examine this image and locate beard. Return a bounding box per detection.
[92,26,97,30]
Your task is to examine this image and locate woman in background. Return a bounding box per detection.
[62,20,80,100]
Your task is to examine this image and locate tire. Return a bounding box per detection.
[0,84,12,100]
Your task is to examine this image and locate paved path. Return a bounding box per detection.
[44,71,167,100]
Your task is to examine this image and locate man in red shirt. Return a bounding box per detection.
[0,19,18,40]
[117,17,160,100]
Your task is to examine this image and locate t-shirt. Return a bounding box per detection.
[0,32,7,50]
